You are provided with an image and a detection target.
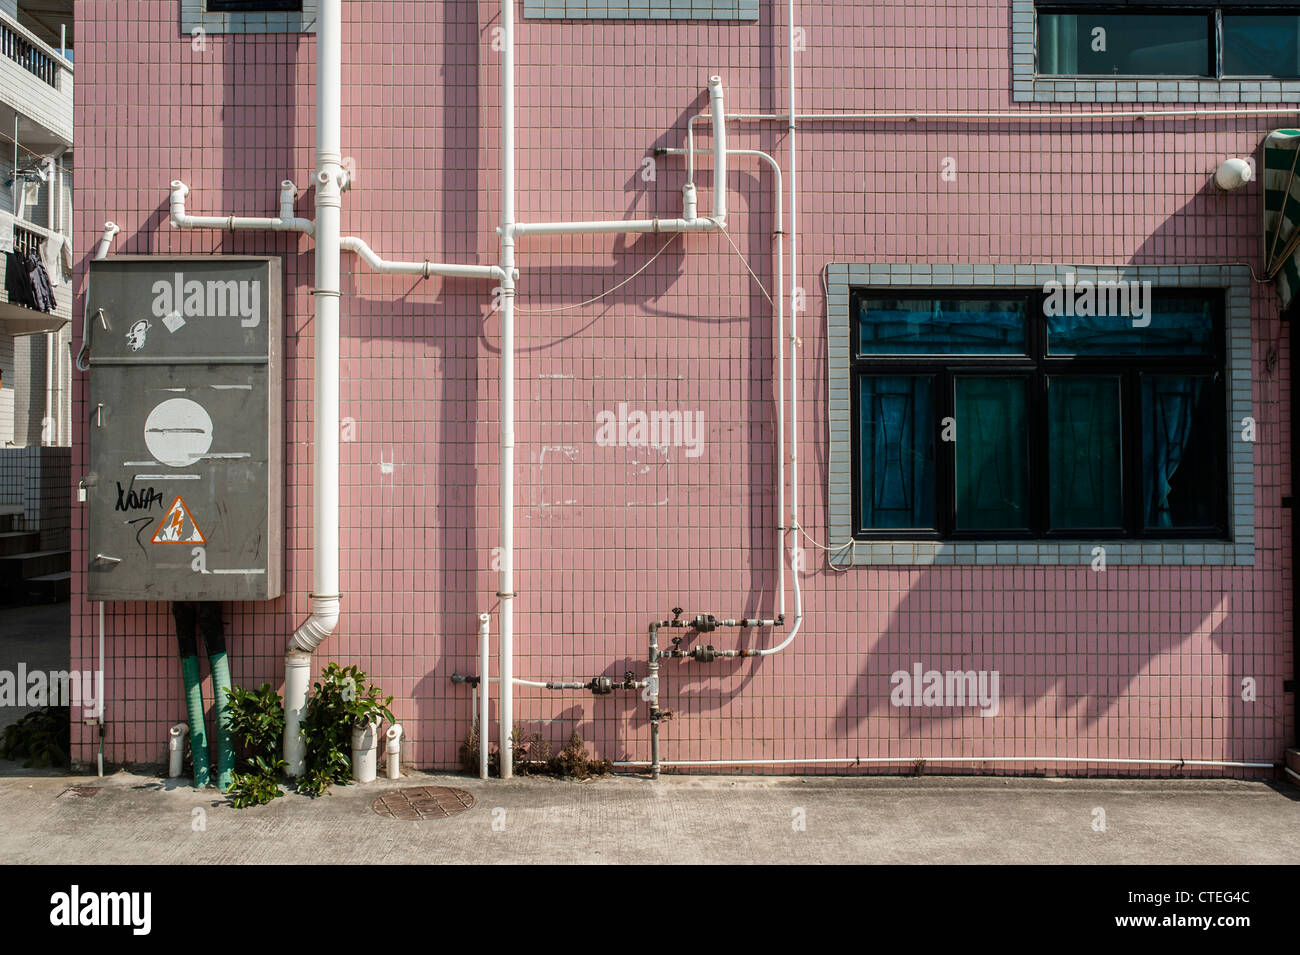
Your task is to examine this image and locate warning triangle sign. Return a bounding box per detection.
[152,496,206,545]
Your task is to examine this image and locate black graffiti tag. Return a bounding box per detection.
[116,482,165,513]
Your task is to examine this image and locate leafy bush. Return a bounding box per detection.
[222,683,286,808]
[224,683,285,773]
[297,663,393,798]
[0,706,69,768]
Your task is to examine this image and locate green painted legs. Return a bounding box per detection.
[180,655,209,789]
[210,651,234,792]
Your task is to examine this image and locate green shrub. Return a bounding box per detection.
[222,683,286,808]
[0,706,69,768]
[297,663,393,798]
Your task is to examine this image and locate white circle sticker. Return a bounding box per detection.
[144,398,214,468]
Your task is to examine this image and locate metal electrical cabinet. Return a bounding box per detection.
[84,256,283,601]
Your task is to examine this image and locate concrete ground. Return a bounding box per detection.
[0,769,1296,864]
[2,602,1297,864]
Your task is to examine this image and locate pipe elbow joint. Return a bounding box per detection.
[385,723,403,754]
[168,180,190,227]
[288,594,341,652]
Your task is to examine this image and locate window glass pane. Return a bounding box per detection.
[1038,12,1212,76]
[858,376,935,530]
[1045,291,1215,357]
[1141,375,1223,530]
[1048,376,1123,530]
[858,298,1026,356]
[1224,15,1300,77]
[954,377,1029,531]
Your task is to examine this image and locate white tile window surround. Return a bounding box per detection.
[180,1,316,35]
[524,0,757,18]
[1012,0,1300,103]
[826,263,1255,567]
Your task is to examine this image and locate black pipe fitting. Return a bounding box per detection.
[589,676,613,695]
[692,614,718,633]
[690,645,718,663]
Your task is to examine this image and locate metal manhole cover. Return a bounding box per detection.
[371,786,476,820]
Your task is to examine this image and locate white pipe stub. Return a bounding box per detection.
[1214,157,1253,191]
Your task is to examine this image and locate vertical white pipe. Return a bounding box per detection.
[97,602,104,776]
[478,613,490,780]
[284,0,344,774]
[708,76,727,221]
[43,332,53,446]
[498,0,516,780]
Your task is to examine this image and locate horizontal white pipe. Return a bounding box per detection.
[702,107,1300,123]
[614,756,1278,769]
[1285,765,1300,785]
[169,180,315,235]
[340,235,504,280]
[513,217,720,237]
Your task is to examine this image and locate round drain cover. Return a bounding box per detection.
[371,786,476,820]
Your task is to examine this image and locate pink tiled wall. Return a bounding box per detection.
[71,1,1294,773]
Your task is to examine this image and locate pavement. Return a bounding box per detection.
[0,769,1296,864]
[2,601,1297,865]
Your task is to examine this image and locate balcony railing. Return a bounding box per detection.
[0,18,60,89]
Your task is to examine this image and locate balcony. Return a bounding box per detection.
[0,7,70,147]
[0,217,70,336]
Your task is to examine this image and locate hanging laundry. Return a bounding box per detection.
[0,212,12,254]
[42,234,64,287]
[5,248,56,312]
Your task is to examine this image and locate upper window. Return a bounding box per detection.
[206,1,302,10]
[1038,4,1300,78]
[850,289,1228,541]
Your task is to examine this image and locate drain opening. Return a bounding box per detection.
[371,786,476,820]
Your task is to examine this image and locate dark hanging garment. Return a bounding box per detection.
[23,250,55,313]
[5,250,39,310]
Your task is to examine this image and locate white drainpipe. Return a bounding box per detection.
[283,0,346,776]
[498,0,517,779]
[94,221,119,262]
[759,0,802,657]
[478,612,490,780]
[167,722,188,778]
[385,723,403,779]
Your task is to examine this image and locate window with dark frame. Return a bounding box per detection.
[205,1,303,12]
[1036,2,1300,78]
[850,288,1229,542]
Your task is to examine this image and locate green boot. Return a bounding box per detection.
[210,651,234,792]
[180,655,210,788]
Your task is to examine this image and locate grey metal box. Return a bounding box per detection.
[85,256,283,601]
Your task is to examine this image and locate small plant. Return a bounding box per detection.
[0,706,69,768]
[222,683,287,807]
[224,683,285,772]
[227,755,287,808]
[297,663,393,798]
[552,730,611,779]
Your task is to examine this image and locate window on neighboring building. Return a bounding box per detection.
[205,1,302,11]
[850,290,1228,540]
[1038,4,1300,78]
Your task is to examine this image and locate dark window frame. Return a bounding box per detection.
[848,287,1230,543]
[1036,3,1300,79]
[205,1,303,12]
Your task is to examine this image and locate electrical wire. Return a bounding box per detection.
[515,233,679,313]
